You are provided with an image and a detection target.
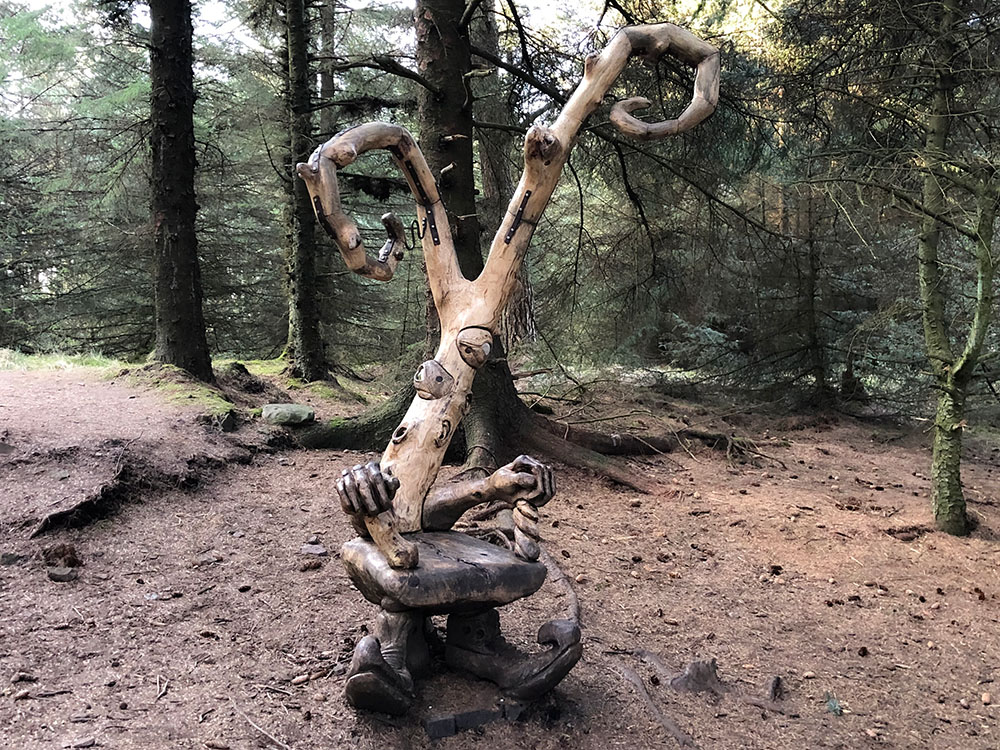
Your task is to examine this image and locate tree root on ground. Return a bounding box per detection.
[539,547,581,626]
[614,659,696,748]
[532,415,784,469]
[294,384,415,450]
[520,422,655,493]
[289,382,779,492]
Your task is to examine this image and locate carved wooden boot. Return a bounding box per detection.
[345,611,429,715]
[444,609,582,700]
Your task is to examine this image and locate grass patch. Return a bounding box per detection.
[0,349,127,371]
[232,358,288,378]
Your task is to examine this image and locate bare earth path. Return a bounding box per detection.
[1,367,999,749]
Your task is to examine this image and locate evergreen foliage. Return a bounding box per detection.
[1,0,997,423]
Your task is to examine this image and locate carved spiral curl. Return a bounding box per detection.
[513,500,541,561]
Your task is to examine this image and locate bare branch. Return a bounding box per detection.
[323,56,441,96]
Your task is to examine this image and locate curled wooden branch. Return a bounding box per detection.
[295,23,720,560]
[610,25,721,140]
[376,213,406,271]
[296,123,462,295]
[481,23,719,323]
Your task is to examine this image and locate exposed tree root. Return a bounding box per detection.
[30,444,251,538]
[520,421,654,493]
[289,366,773,492]
[614,660,696,748]
[294,384,415,450]
[532,415,781,467]
[539,547,582,626]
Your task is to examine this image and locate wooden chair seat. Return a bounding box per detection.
[341,531,547,614]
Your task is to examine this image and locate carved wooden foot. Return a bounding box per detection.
[444,610,582,701]
[345,611,428,715]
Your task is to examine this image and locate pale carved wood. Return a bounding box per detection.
[298,23,720,567]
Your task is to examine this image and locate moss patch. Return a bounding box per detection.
[122,363,236,420]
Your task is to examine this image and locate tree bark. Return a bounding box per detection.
[801,185,830,404]
[284,0,329,382]
[931,386,968,535]
[414,0,482,279]
[918,1,968,535]
[149,0,213,383]
[318,0,340,139]
[296,383,417,450]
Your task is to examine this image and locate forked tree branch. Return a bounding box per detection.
[296,23,720,567]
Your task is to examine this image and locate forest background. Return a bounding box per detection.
[1,0,998,535]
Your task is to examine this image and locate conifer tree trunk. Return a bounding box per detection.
[415,0,519,474]
[149,0,213,382]
[919,1,968,535]
[414,0,482,279]
[284,0,329,381]
[801,186,829,404]
[318,0,340,138]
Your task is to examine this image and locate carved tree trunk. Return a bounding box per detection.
[149,0,213,383]
[460,0,540,477]
[283,0,329,382]
[298,24,720,565]
[413,0,531,477]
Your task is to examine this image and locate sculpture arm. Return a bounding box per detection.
[422,455,555,531]
[296,122,464,301]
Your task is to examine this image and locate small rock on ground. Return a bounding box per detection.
[47,567,78,583]
[262,403,315,425]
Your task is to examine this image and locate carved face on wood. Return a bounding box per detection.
[413,360,455,400]
[456,327,493,368]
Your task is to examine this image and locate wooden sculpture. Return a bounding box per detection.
[297,23,720,715]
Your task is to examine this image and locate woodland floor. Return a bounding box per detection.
[2,363,999,750]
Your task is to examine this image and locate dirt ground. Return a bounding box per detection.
[1,365,999,750]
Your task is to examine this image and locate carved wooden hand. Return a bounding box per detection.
[488,455,556,507]
[335,461,418,569]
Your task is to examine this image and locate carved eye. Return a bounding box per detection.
[456,327,493,368]
[413,359,454,399]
